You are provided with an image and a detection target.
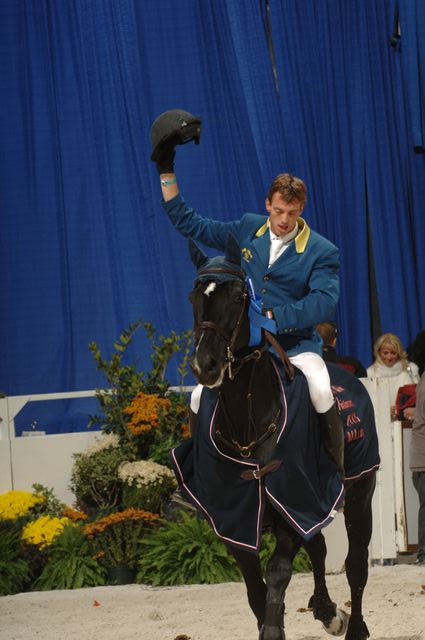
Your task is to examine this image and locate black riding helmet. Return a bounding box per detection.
[150,109,201,161]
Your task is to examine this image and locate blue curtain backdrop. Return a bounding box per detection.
[0,0,424,432]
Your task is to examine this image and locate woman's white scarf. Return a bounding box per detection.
[374,361,403,377]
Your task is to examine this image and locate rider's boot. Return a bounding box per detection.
[318,402,345,476]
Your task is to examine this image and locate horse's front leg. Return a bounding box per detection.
[260,516,302,640]
[225,543,267,630]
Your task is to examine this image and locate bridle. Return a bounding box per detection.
[193,267,266,380]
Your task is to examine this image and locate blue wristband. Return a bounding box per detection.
[160,177,177,186]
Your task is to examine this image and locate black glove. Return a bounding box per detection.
[150,109,201,174]
[152,139,176,175]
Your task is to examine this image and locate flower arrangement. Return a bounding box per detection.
[122,390,189,464]
[124,392,172,435]
[21,515,71,549]
[118,460,177,513]
[0,490,45,520]
[88,321,192,460]
[83,508,159,569]
[119,459,176,487]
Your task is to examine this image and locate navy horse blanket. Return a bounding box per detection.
[170,360,379,553]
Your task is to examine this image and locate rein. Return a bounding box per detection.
[216,338,281,459]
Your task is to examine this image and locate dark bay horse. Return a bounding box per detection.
[171,236,379,640]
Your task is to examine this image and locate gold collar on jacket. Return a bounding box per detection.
[255,217,310,253]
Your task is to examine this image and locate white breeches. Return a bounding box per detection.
[288,351,334,413]
[190,351,334,415]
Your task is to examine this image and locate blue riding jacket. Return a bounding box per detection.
[162,193,340,355]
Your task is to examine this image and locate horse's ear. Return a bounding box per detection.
[225,233,241,267]
[189,239,209,269]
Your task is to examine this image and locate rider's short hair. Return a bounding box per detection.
[267,174,307,205]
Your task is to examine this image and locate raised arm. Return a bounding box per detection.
[149,109,239,251]
[150,109,201,201]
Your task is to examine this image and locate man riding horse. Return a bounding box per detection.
[150,109,344,477]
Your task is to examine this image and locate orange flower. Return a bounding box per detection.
[124,392,171,436]
[181,422,190,439]
[82,508,159,538]
[62,507,88,521]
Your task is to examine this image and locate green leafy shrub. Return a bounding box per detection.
[88,320,192,459]
[34,524,105,590]
[70,444,128,511]
[0,520,30,595]
[136,512,242,585]
[137,515,311,587]
[30,484,66,518]
[147,390,190,465]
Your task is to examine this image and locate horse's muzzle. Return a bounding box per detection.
[190,353,225,387]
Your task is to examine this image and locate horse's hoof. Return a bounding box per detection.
[345,618,370,640]
[308,594,337,623]
[321,608,349,637]
[258,624,285,640]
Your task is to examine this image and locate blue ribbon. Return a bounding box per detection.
[246,277,277,346]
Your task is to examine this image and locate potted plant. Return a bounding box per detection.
[0,485,70,590]
[34,523,106,590]
[118,459,177,513]
[69,433,128,515]
[83,507,160,584]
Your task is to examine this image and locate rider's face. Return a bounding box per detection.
[266,193,304,237]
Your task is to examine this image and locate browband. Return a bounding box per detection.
[197,267,245,281]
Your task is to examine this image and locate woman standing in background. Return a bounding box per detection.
[367,333,419,384]
[367,333,419,421]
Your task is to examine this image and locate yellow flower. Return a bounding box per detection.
[22,515,71,548]
[0,490,45,520]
